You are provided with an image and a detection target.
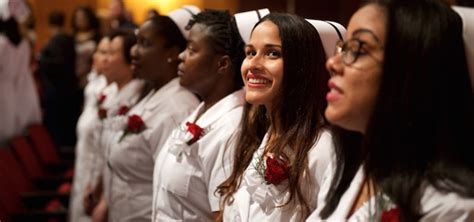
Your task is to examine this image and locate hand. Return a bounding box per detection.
[92,196,108,222]
[83,183,98,215]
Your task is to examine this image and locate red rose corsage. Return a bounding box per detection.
[264,156,289,185]
[119,114,146,142]
[184,122,204,145]
[97,93,106,106]
[98,108,107,120]
[381,207,400,222]
[118,105,130,115]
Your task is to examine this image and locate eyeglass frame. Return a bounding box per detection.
[335,38,384,65]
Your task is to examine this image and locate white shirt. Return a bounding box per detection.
[69,71,108,222]
[307,164,474,221]
[152,89,245,222]
[0,36,41,143]
[83,71,107,108]
[223,130,334,222]
[106,78,199,222]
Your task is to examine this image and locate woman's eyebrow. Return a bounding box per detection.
[352,28,382,44]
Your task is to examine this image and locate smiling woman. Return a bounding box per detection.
[217,13,342,221]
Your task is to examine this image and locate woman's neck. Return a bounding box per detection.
[197,82,236,120]
[116,75,133,90]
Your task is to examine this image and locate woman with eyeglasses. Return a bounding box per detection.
[308,0,474,220]
[217,13,338,221]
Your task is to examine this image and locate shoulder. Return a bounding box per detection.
[421,185,474,221]
[308,129,335,163]
[164,81,199,110]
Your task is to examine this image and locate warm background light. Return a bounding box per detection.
[97,0,205,24]
[27,0,239,48]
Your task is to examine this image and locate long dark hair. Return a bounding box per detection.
[218,13,330,217]
[321,0,474,220]
[71,6,100,38]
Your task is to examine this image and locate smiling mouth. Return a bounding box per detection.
[246,73,271,88]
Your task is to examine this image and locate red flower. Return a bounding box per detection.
[265,156,289,185]
[381,207,400,222]
[97,93,106,105]
[127,115,146,133]
[98,108,107,119]
[118,105,129,115]
[119,114,146,142]
[185,122,204,145]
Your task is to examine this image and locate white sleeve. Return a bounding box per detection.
[420,185,474,222]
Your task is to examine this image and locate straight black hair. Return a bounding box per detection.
[321,0,474,220]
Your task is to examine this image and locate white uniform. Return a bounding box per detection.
[0,36,41,143]
[83,71,107,108]
[152,89,245,222]
[69,71,107,222]
[106,78,199,222]
[223,130,334,222]
[306,165,474,221]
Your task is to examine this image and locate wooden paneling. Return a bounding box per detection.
[202,0,239,14]
[238,0,287,13]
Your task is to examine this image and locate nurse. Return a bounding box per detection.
[310,0,474,220]
[151,9,246,221]
[218,13,342,221]
[69,35,109,222]
[104,6,200,222]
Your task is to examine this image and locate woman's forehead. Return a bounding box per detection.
[347,4,386,44]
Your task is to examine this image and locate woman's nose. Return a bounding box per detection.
[326,53,343,76]
[247,55,263,71]
[178,49,185,62]
[130,44,138,58]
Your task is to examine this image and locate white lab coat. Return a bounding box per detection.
[152,89,245,222]
[222,130,334,222]
[106,78,199,222]
[69,71,107,222]
[306,164,474,221]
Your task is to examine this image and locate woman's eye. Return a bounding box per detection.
[245,50,256,57]
[268,50,281,58]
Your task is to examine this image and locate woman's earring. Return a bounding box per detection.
[167,58,173,63]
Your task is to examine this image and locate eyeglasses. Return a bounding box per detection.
[335,39,384,65]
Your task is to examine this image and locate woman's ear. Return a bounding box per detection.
[167,46,182,63]
[217,55,231,75]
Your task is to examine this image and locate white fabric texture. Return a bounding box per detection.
[68,71,107,222]
[307,164,474,221]
[452,6,474,90]
[152,89,245,222]
[223,130,334,222]
[105,78,199,222]
[0,36,41,143]
[234,9,270,44]
[305,20,346,59]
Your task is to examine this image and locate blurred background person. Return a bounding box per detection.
[69,35,110,222]
[38,10,81,147]
[0,0,41,144]
[108,0,137,30]
[72,6,101,102]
